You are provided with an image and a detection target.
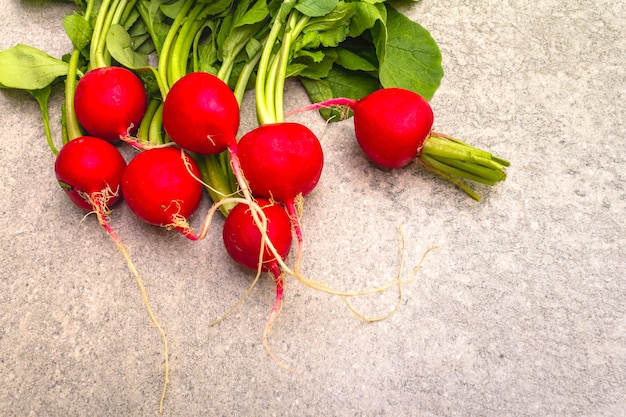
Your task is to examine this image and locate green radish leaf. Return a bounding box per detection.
[300,66,379,121]
[377,5,442,100]
[138,0,174,53]
[201,0,234,16]
[318,24,351,48]
[348,2,386,38]
[294,1,355,51]
[63,12,92,54]
[293,49,326,64]
[28,85,59,154]
[304,1,356,33]
[298,56,334,79]
[160,0,188,20]
[221,21,267,62]
[195,19,220,75]
[0,44,68,90]
[245,37,262,59]
[234,0,269,27]
[290,49,334,79]
[296,0,339,17]
[334,47,378,72]
[106,23,149,68]
[293,31,323,51]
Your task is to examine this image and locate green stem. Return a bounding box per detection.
[273,12,309,122]
[263,53,281,123]
[89,0,112,69]
[431,156,505,183]
[30,87,58,155]
[422,155,496,186]
[418,133,509,199]
[64,49,84,142]
[94,0,125,68]
[148,102,165,145]
[233,45,263,104]
[158,0,195,93]
[84,0,95,20]
[168,3,206,85]
[255,7,287,125]
[418,155,482,201]
[199,155,238,216]
[136,98,161,142]
[120,0,138,24]
[110,0,127,24]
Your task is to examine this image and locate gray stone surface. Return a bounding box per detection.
[1,1,624,416]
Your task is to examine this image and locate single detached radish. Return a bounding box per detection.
[222,199,293,367]
[352,88,433,169]
[55,135,127,211]
[292,88,432,169]
[122,147,203,238]
[74,66,148,143]
[237,122,324,270]
[287,87,509,200]
[162,72,240,155]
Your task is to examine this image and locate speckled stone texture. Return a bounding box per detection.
[0,1,624,416]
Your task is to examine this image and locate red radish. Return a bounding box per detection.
[55,136,170,404]
[161,71,255,214]
[237,122,324,203]
[222,199,293,367]
[223,199,293,273]
[74,66,148,143]
[287,87,509,200]
[162,72,240,155]
[122,147,203,239]
[289,88,432,169]
[237,122,324,270]
[353,88,433,168]
[55,135,126,211]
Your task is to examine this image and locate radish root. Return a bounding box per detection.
[83,189,170,414]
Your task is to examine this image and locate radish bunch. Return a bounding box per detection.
[0,0,512,412]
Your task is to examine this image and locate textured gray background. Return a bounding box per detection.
[1,1,624,416]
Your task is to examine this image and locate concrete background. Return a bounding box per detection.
[1,1,624,416]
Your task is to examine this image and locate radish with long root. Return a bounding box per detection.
[221,199,294,368]
[54,136,170,411]
[121,147,203,240]
[237,122,323,271]
[288,87,510,200]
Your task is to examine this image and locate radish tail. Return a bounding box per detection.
[89,192,169,413]
[285,198,304,273]
[285,97,357,117]
[263,263,297,372]
[227,143,253,202]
